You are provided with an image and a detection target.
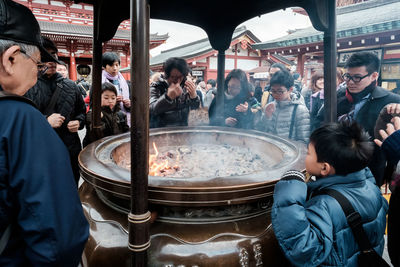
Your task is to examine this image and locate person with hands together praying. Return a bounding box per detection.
[257,70,310,143]
[209,69,255,129]
[149,57,200,128]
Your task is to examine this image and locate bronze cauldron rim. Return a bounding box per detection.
[79,126,306,206]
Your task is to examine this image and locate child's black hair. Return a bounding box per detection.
[309,122,374,175]
[101,82,118,96]
[270,70,294,90]
[102,52,120,68]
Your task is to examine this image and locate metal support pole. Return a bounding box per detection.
[323,0,337,123]
[129,0,150,266]
[91,2,103,138]
[216,50,226,123]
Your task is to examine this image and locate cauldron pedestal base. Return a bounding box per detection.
[80,182,290,267]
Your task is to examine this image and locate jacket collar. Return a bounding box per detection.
[307,168,372,193]
[0,85,37,107]
[101,104,120,113]
[338,84,388,100]
[371,86,389,99]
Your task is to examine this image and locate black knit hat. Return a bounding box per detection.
[0,0,59,63]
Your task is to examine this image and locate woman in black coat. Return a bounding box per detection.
[208,69,254,129]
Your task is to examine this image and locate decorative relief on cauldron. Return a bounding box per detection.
[253,243,263,266]
[239,247,249,267]
[158,203,269,221]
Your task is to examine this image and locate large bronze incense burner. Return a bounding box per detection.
[73,0,337,264]
[79,126,306,266]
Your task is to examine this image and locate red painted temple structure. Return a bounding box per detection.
[15,0,168,81]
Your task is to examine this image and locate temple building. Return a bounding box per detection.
[252,0,400,90]
[15,0,168,81]
[149,26,264,82]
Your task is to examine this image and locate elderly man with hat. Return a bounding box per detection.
[0,0,88,265]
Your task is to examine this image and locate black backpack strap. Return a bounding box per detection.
[289,104,298,139]
[316,189,373,252]
[43,76,63,116]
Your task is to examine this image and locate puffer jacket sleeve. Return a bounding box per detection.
[149,82,177,116]
[272,178,334,267]
[84,110,105,143]
[260,112,274,133]
[294,104,310,143]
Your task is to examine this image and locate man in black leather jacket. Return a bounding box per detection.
[149,57,199,128]
[25,37,86,185]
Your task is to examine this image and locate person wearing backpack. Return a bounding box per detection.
[24,37,86,186]
[256,70,310,143]
[271,122,388,266]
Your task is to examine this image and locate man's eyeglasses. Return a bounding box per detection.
[270,89,287,95]
[19,49,46,70]
[342,73,370,83]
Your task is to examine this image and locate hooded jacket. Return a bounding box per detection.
[272,168,388,267]
[260,93,310,143]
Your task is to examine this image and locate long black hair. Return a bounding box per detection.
[224,69,251,99]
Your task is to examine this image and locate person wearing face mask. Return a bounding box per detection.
[24,36,86,186]
[149,57,199,128]
[208,69,255,129]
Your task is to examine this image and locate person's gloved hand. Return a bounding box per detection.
[281,170,306,182]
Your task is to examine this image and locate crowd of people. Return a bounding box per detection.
[2,0,400,266]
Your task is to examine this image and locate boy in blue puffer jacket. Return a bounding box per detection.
[271,122,388,267]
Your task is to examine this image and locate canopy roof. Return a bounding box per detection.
[74,0,333,51]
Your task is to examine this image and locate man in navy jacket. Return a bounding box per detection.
[0,0,88,265]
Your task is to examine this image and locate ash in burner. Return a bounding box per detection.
[148,143,268,178]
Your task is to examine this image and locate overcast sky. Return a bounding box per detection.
[149,9,313,56]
